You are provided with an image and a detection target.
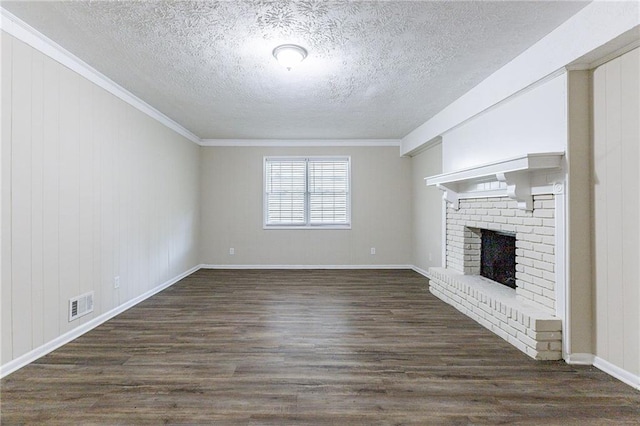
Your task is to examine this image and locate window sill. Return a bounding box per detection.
[263,224,351,230]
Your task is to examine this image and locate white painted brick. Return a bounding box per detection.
[542,253,555,264]
[526,330,561,340]
[522,250,544,261]
[507,217,524,225]
[507,334,529,353]
[517,287,535,302]
[516,225,533,234]
[534,227,555,236]
[493,309,507,324]
[534,350,562,361]
[533,319,562,332]
[493,326,510,341]
[535,194,554,200]
[533,294,555,310]
[516,240,533,250]
[518,257,535,267]
[533,209,554,218]
[542,219,555,227]
[524,266,544,278]
[533,260,554,272]
[525,346,539,359]
[533,276,555,290]
[520,233,543,243]
[486,313,501,327]
[523,217,543,226]
[477,316,493,330]
[532,243,554,254]
[499,321,519,337]
[501,224,516,233]
[518,331,549,351]
[520,313,531,328]
[507,318,526,334]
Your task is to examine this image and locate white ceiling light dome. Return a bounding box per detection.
[272,44,308,71]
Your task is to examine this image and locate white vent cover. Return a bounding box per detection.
[69,291,94,322]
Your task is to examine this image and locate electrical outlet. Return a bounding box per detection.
[114,276,120,289]
[229,247,235,255]
[370,247,376,255]
[429,252,433,262]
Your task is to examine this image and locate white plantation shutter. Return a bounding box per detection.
[264,157,350,228]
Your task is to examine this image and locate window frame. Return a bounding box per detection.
[263,156,352,230]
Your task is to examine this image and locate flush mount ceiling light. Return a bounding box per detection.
[272,44,308,70]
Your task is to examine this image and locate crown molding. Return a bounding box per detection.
[0,8,202,145]
[200,139,402,147]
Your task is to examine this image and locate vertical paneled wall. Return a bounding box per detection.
[593,48,640,376]
[1,32,201,366]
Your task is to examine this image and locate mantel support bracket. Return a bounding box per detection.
[436,183,459,210]
[497,171,532,211]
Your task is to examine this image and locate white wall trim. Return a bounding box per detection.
[200,139,402,148]
[593,357,640,391]
[565,352,595,365]
[411,266,430,279]
[0,8,201,146]
[0,264,202,379]
[201,264,414,270]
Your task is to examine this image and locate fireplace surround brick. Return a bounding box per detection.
[430,194,561,360]
[445,195,556,311]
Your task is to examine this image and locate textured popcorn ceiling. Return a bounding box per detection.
[2,1,590,140]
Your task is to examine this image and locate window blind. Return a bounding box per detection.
[264,157,350,227]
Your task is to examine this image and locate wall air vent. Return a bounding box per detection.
[69,291,94,322]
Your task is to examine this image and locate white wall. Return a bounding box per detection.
[199,146,412,266]
[1,32,201,368]
[442,74,567,172]
[402,1,639,156]
[411,143,443,273]
[593,48,640,379]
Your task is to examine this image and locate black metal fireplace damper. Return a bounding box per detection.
[481,229,517,289]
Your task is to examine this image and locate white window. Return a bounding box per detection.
[264,156,351,229]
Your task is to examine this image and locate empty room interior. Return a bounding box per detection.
[1,1,640,423]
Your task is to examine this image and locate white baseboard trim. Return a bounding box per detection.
[200,264,414,270]
[411,266,431,279]
[0,264,201,379]
[565,352,595,365]
[593,356,640,391]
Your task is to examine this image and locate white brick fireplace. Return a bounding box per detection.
[426,153,566,360]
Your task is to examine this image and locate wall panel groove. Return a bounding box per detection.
[1,31,201,373]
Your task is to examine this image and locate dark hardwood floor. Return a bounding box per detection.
[1,269,639,425]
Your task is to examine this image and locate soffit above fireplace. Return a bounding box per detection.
[425,152,565,210]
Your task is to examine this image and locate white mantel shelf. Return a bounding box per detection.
[425,152,565,210]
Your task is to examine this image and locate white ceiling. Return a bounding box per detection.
[2,1,590,141]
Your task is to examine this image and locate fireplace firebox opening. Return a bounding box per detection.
[480,229,516,289]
